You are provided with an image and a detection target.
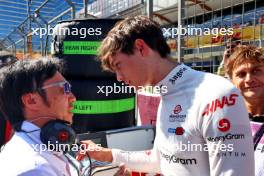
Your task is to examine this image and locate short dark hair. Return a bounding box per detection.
[0,58,63,131]
[98,15,171,72]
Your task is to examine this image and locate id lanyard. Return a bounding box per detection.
[253,123,264,151]
[23,131,81,176]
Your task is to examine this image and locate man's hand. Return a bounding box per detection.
[223,41,241,66]
[114,163,131,176]
[76,140,113,162]
[223,47,232,66]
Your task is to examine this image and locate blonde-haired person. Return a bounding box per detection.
[225,45,264,176]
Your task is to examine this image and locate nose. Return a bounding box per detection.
[116,70,124,82]
[68,92,76,102]
[244,73,254,84]
[245,73,251,81]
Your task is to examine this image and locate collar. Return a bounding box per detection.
[20,120,64,156]
[156,63,193,96]
[18,121,78,174]
[249,114,264,123]
[20,121,42,144]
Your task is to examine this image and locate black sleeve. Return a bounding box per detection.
[0,112,7,147]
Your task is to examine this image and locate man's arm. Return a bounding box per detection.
[217,48,231,77]
[201,90,254,176]
[111,148,161,173]
[78,140,161,174]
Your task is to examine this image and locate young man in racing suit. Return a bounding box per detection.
[77,16,255,176]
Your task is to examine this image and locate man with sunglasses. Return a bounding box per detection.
[0,58,77,176]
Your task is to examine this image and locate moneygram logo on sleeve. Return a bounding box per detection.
[31,25,102,38]
[207,133,245,142]
[160,151,197,165]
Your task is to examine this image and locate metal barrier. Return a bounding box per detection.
[0,0,146,59]
[1,0,264,72]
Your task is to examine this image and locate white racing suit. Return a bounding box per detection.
[112,64,254,176]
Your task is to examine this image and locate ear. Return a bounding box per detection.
[21,93,40,110]
[134,39,149,57]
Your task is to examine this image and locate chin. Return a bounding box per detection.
[244,93,258,99]
[66,119,73,125]
[64,115,73,124]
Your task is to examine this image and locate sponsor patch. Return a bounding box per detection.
[207,133,245,142]
[202,94,238,117]
[217,118,231,132]
[160,151,197,165]
[168,127,185,135]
